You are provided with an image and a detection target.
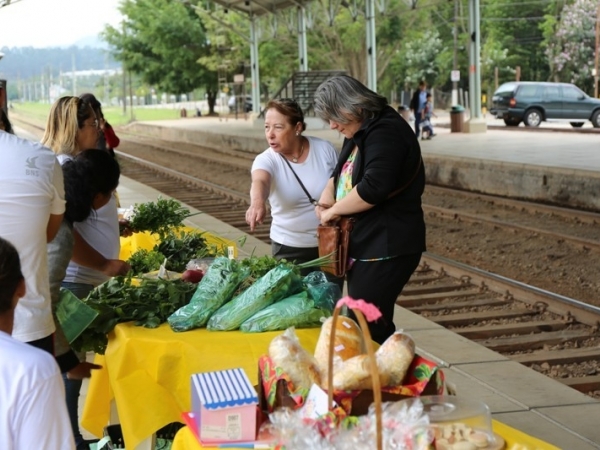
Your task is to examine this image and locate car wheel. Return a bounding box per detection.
[592,110,600,128]
[504,118,521,127]
[523,109,542,127]
[570,122,584,128]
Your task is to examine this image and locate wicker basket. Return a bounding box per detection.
[326,304,383,450]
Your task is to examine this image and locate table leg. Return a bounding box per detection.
[109,400,157,450]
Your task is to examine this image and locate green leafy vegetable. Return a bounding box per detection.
[72,276,197,354]
[129,197,198,239]
[127,248,165,275]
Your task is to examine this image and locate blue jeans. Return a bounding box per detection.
[61,282,94,447]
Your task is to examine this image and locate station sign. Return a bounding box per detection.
[450,70,460,82]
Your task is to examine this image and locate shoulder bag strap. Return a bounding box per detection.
[387,155,423,199]
[279,154,319,206]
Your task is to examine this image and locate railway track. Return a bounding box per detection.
[12,114,600,397]
[115,151,600,398]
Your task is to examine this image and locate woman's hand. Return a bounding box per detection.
[319,205,341,225]
[245,202,266,232]
[119,219,134,237]
[66,361,103,380]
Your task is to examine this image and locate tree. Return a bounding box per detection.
[102,0,218,112]
[545,0,597,93]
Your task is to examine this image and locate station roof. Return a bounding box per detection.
[208,0,311,17]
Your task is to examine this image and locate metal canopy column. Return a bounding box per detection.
[365,0,377,91]
[249,14,261,114]
[465,0,487,133]
[297,6,308,71]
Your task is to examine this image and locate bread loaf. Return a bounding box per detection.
[314,316,365,386]
[268,328,321,391]
[332,354,392,390]
[375,332,415,386]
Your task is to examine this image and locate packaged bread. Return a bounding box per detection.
[332,354,391,391]
[375,332,415,386]
[268,327,321,391]
[314,316,365,384]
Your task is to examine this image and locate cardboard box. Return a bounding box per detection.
[191,368,258,444]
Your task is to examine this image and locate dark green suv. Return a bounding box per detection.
[490,81,600,128]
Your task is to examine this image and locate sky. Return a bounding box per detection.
[0,0,123,48]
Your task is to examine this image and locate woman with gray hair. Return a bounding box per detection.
[314,75,425,344]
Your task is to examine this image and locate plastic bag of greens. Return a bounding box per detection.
[307,281,341,311]
[240,291,331,333]
[207,264,302,331]
[168,257,250,332]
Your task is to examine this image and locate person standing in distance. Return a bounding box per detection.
[314,75,425,344]
[409,80,428,139]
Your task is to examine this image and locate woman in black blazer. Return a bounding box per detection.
[314,75,425,344]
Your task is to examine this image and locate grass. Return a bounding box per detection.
[12,102,183,127]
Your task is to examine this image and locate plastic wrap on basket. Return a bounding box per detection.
[167,257,250,331]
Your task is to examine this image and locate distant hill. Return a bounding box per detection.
[0,46,119,80]
[73,35,109,49]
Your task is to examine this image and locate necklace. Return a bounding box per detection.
[291,141,304,163]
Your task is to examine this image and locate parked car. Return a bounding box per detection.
[490,81,600,128]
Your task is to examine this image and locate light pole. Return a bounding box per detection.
[595,1,600,98]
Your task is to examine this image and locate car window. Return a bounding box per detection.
[543,86,560,99]
[561,86,582,100]
[517,85,538,98]
[495,83,516,95]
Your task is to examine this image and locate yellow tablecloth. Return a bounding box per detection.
[81,323,321,449]
[171,419,560,450]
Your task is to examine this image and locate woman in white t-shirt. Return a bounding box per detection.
[245,98,339,278]
[42,96,131,450]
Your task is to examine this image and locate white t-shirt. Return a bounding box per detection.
[63,191,120,287]
[0,331,75,449]
[252,136,338,247]
[58,153,121,287]
[0,132,65,342]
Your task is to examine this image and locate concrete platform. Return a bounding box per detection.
[102,175,600,449]
[122,115,600,212]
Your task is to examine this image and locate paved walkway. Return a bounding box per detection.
[136,113,600,173]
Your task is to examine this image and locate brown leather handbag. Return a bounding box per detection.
[317,155,423,277]
[316,217,355,277]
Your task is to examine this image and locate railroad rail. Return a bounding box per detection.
[115,151,600,398]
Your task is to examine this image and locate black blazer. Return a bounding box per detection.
[333,105,426,259]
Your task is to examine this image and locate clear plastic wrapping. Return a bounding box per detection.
[207,264,302,331]
[167,257,249,332]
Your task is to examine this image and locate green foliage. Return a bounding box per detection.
[129,197,194,240]
[127,249,165,275]
[545,0,597,92]
[155,230,211,272]
[72,276,197,354]
[102,0,213,94]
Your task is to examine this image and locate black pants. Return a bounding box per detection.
[414,113,422,138]
[272,241,345,291]
[346,253,422,344]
